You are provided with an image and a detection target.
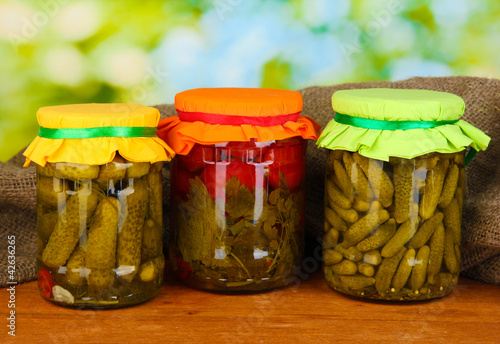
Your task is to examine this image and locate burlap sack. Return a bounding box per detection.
[1,76,498,287]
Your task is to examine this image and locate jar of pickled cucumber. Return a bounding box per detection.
[23,103,174,308]
[316,89,490,301]
[157,88,320,292]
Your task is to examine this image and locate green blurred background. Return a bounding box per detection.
[1,0,499,161]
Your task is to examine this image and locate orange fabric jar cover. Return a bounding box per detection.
[156,88,321,155]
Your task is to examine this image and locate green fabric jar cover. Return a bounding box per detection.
[316,88,490,161]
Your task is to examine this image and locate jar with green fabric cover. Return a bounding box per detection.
[317,89,490,301]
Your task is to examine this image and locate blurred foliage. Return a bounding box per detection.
[0,0,499,161]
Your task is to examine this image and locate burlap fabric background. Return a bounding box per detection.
[1,76,498,287]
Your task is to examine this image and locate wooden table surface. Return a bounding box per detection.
[2,272,499,344]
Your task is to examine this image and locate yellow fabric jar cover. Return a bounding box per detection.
[23,103,175,167]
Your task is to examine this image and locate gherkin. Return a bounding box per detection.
[116,178,148,281]
[342,207,390,247]
[141,218,163,262]
[391,248,415,293]
[410,245,430,291]
[356,218,396,252]
[42,186,99,267]
[353,153,394,207]
[126,160,151,178]
[375,247,406,295]
[65,245,87,287]
[86,197,120,290]
[342,151,374,201]
[37,175,68,208]
[420,159,447,220]
[37,162,99,181]
[393,162,415,224]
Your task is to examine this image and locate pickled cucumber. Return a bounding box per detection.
[393,162,415,224]
[420,159,447,220]
[38,210,59,242]
[86,197,120,289]
[66,245,87,287]
[147,170,163,226]
[375,247,406,295]
[363,250,382,265]
[150,161,164,174]
[42,186,99,267]
[96,155,127,190]
[126,160,151,178]
[391,248,415,293]
[427,223,445,278]
[325,207,347,232]
[352,198,370,212]
[334,244,363,262]
[438,164,459,209]
[444,226,459,274]
[322,228,340,249]
[141,219,163,262]
[356,219,396,252]
[343,206,390,247]
[381,217,419,258]
[329,201,358,224]
[326,179,352,209]
[87,268,115,292]
[331,260,358,275]
[443,198,461,245]
[410,245,430,291]
[332,159,355,202]
[408,212,443,249]
[37,175,68,208]
[353,153,394,207]
[139,256,165,282]
[339,275,375,290]
[37,162,99,181]
[323,249,343,266]
[342,151,374,201]
[116,178,148,281]
[357,262,375,277]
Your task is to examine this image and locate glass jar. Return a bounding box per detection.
[24,103,174,308]
[170,137,306,291]
[36,158,164,307]
[317,88,490,301]
[322,150,466,300]
[157,87,321,292]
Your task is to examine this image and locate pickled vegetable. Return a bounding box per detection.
[116,178,148,281]
[170,139,306,291]
[36,155,164,308]
[323,151,463,300]
[42,185,99,267]
[86,197,120,291]
[37,175,68,208]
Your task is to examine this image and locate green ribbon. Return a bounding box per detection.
[334,112,476,165]
[38,126,157,139]
[333,113,459,130]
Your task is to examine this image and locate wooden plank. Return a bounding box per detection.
[1,273,499,344]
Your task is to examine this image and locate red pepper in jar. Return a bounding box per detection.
[265,138,305,190]
[38,268,55,298]
[201,160,266,200]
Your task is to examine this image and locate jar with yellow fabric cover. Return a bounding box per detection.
[317,89,490,301]
[24,103,174,308]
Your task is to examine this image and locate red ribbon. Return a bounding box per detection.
[177,110,301,126]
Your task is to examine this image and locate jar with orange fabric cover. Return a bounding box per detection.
[157,88,320,292]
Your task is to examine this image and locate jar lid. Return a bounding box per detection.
[157,88,320,155]
[317,88,490,161]
[23,103,175,167]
